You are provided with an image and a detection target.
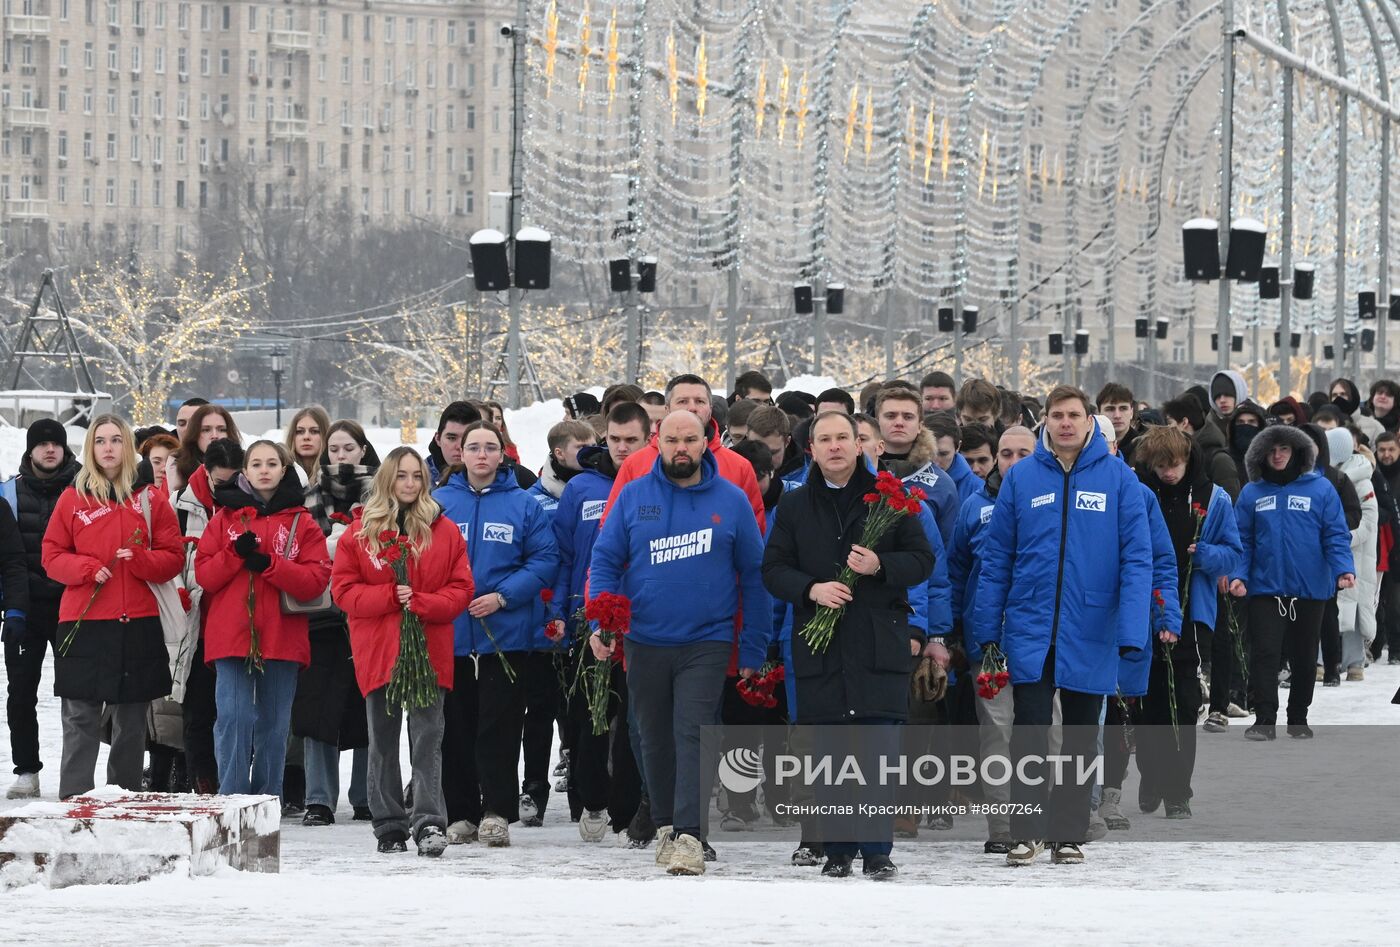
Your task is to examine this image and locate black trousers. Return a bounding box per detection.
[4,600,57,775]
[1318,598,1341,679]
[1009,650,1104,843]
[1135,645,1202,804]
[441,655,482,826]
[475,651,529,822]
[1208,595,1248,713]
[521,651,563,811]
[182,634,219,791]
[1379,572,1400,657]
[565,656,642,828]
[1247,596,1325,725]
[1103,695,1133,791]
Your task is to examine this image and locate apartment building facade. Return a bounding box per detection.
[0,0,513,260]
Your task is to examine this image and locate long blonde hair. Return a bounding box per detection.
[75,414,140,503]
[284,405,330,479]
[358,447,440,559]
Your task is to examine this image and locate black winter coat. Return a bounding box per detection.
[14,456,80,602]
[762,462,934,723]
[0,499,29,616]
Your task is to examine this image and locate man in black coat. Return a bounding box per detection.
[763,411,934,881]
[4,418,80,799]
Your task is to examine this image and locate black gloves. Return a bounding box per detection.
[1,614,27,644]
[233,531,260,557]
[243,551,273,573]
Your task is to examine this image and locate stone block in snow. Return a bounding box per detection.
[0,785,280,889]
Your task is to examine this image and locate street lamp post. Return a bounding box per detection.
[271,351,286,429]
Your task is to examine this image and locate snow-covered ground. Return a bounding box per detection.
[3,651,1399,944]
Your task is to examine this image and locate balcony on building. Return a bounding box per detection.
[268,117,308,139]
[7,198,49,219]
[4,14,51,35]
[268,29,311,53]
[5,106,50,128]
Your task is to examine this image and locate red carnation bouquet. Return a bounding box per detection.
[797,471,926,653]
[541,588,566,643]
[580,591,631,735]
[380,529,439,711]
[976,642,1010,700]
[736,661,785,709]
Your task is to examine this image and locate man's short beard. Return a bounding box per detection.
[662,457,697,480]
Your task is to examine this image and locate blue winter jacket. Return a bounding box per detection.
[913,504,952,637]
[972,428,1152,695]
[949,478,997,662]
[902,462,960,545]
[550,448,613,628]
[1117,483,1183,697]
[1182,484,1243,629]
[435,466,560,656]
[589,451,772,670]
[1232,473,1355,598]
[948,453,980,503]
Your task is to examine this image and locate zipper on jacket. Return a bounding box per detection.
[1047,463,1072,650]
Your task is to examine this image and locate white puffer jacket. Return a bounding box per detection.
[1330,429,1378,642]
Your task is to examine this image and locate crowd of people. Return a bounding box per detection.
[0,365,1391,877]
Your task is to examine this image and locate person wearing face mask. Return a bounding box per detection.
[1229,424,1355,740]
[1325,427,1378,682]
[294,420,382,827]
[195,440,332,798]
[1225,402,1269,487]
[1328,377,1384,445]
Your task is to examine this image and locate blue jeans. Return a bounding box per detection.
[304,738,368,810]
[214,658,299,797]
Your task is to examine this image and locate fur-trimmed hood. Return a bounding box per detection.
[881,428,936,479]
[1244,423,1315,483]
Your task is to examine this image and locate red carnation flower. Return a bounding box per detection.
[237,507,258,521]
[540,588,555,604]
[863,492,880,503]
[378,529,399,544]
[178,587,193,613]
[544,621,566,643]
[382,544,403,564]
[907,486,928,503]
[586,591,632,637]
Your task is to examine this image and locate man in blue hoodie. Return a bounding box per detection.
[589,411,772,877]
[973,385,1152,867]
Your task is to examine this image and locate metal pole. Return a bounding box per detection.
[1381,119,1391,379]
[1008,294,1021,392]
[275,372,282,428]
[882,291,895,379]
[506,0,528,408]
[625,275,640,382]
[1062,303,1073,386]
[725,267,739,392]
[953,304,963,386]
[1278,1,1295,395]
[813,290,826,377]
[1321,0,1347,379]
[623,4,647,384]
[1216,0,1236,372]
[1146,324,1157,404]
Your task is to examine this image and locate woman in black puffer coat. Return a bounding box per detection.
[295,420,381,825]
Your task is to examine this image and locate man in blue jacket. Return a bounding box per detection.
[874,386,961,543]
[589,411,772,877]
[973,385,1152,867]
[947,424,1035,852]
[551,401,650,843]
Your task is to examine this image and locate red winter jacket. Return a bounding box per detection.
[602,417,766,534]
[195,492,331,668]
[42,484,184,623]
[331,513,475,696]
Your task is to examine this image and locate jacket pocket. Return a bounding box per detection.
[1079,589,1115,643]
[869,608,917,673]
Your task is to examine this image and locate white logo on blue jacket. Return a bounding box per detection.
[581,500,606,521]
[1256,495,1276,512]
[1031,492,1055,509]
[1075,491,1107,512]
[483,522,515,543]
[1288,495,1311,512]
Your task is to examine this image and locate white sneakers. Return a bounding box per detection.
[6,773,39,799]
[579,810,608,843]
[653,825,675,865]
[1005,839,1045,866]
[478,814,511,847]
[446,819,477,844]
[666,833,705,876]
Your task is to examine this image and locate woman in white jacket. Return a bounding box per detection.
[1327,427,1378,680]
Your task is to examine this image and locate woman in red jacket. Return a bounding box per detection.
[331,447,474,856]
[195,440,331,798]
[41,414,183,800]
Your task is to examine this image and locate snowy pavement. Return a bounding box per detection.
[3,653,1398,945]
